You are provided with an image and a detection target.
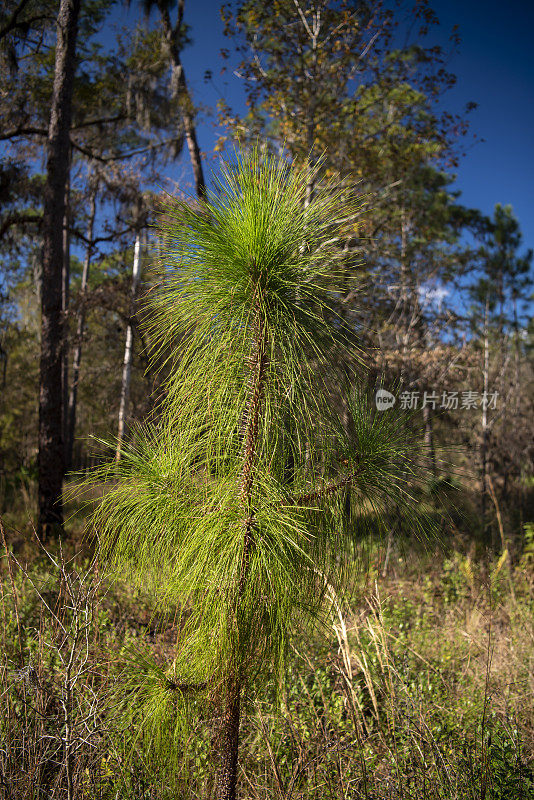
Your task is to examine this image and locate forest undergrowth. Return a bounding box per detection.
[1,500,533,800]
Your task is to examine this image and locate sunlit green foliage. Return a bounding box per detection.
[83,148,428,781]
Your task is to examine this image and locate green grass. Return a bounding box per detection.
[1,521,533,799]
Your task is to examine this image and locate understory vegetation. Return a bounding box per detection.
[1,501,533,799]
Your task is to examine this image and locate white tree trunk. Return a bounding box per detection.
[116,234,142,461]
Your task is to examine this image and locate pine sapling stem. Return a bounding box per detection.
[216,298,268,800]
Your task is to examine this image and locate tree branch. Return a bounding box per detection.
[0,126,47,140]
[0,210,41,238]
[70,114,127,130]
[285,466,364,509]
[70,137,176,163]
[1,116,127,142]
[0,0,32,41]
[69,224,137,246]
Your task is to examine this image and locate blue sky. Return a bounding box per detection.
[108,0,533,263]
[430,0,534,256]
[173,0,534,260]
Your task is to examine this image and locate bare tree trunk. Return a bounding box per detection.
[38,0,80,536]
[399,207,410,383]
[115,234,142,461]
[180,81,206,201]
[215,304,268,800]
[513,297,521,416]
[216,688,241,800]
[157,0,206,200]
[65,182,97,471]
[62,165,71,463]
[304,11,319,209]
[481,296,491,548]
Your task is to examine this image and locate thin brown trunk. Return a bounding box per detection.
[513,297,520,416]
[62,162,71,462]
[303,6,319,208]
[38,0,80,536]
[481,296,491,548]
[215,300,268,800]
[181,89,206,201]
[399,207,409,382]
[157,0,206,200]
[216,688,241,800]
[66,182,97,471]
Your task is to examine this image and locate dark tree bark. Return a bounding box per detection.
[38,0,80,536]
[215,304,268,799]
[216,688,241,800]
[62,167,71,464]
[157,0,206,200]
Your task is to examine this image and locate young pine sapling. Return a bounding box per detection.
[88,150,424,799]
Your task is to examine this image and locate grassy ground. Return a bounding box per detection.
[0,515,533,799]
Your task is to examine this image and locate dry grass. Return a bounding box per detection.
[0,520,533,799]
